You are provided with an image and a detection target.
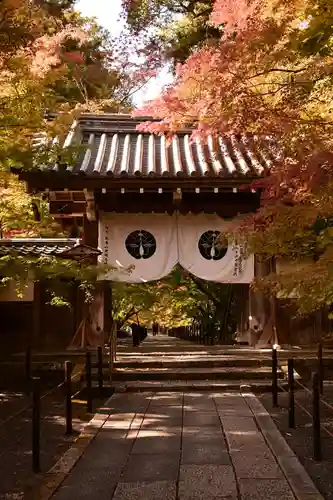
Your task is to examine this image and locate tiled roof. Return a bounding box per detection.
[0,238,96,258]
[37,115,273,179]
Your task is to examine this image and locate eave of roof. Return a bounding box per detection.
[12,114,273,188]
[13,169,262,192]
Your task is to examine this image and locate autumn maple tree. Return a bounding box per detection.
[0,0,148,238]
[120,0,333,315]
[0,0,145,290]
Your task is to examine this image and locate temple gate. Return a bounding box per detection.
[15,114,278,347]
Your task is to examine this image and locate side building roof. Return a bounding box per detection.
[0,239,101,260]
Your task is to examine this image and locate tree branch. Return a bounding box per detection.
[188,274,219,305]
[250,67,309,79]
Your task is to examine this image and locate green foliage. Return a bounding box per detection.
[0,254,101,283]
[122,0,219,68]
[0,252,115,305]
[0,174,64,237]
[112,267,239,340]
[246,184,333,315]
[112,281,160,325]
[48,292,72,308]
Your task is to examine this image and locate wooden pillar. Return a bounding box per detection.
[314,310,323,343]
[249,257,276,347]
[235,284,250,343]
[83,215,98,248]
[32,281,42,349]
[103,281,112,344]
[81,213,99,345]
[82,212,113,348]
[74,282,83,333]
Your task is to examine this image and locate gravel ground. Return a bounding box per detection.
[260,382,333,500]
[0,364,110,500]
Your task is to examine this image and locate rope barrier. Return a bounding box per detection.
[278,379,333,440]
[294,378,333,413]
[0,367,83,428]
[40,371,82,401]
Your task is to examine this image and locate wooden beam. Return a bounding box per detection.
[50,201,86,216]
[50,191,259,217]
[173,188,182,207]
[98,191,259,216]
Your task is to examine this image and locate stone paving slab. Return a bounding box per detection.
[183,410,221,427]
[113,481,177,500]
[222,415,258,432]
[121,453,180,482]
[181,443,231,465]
[147,405,183,414]
[51,468,119,500]
[132,431,181,454]
[179,464,237,500]
[225,430,268,453]
[231,449,283,479]
[149,393,183,405]
[50,385,323,500]
[216,406,254,417]
[182,425,225,443]
[141,415,183,428]
[238,478,295,500]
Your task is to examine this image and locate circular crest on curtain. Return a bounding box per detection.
[198,230,228,260]
[125,230,156,259]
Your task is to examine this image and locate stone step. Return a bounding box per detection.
[92,366,283,382]
[110,358,273,369]
[109,379,288,393]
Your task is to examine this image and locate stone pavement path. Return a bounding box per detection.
[51,389,319,500]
